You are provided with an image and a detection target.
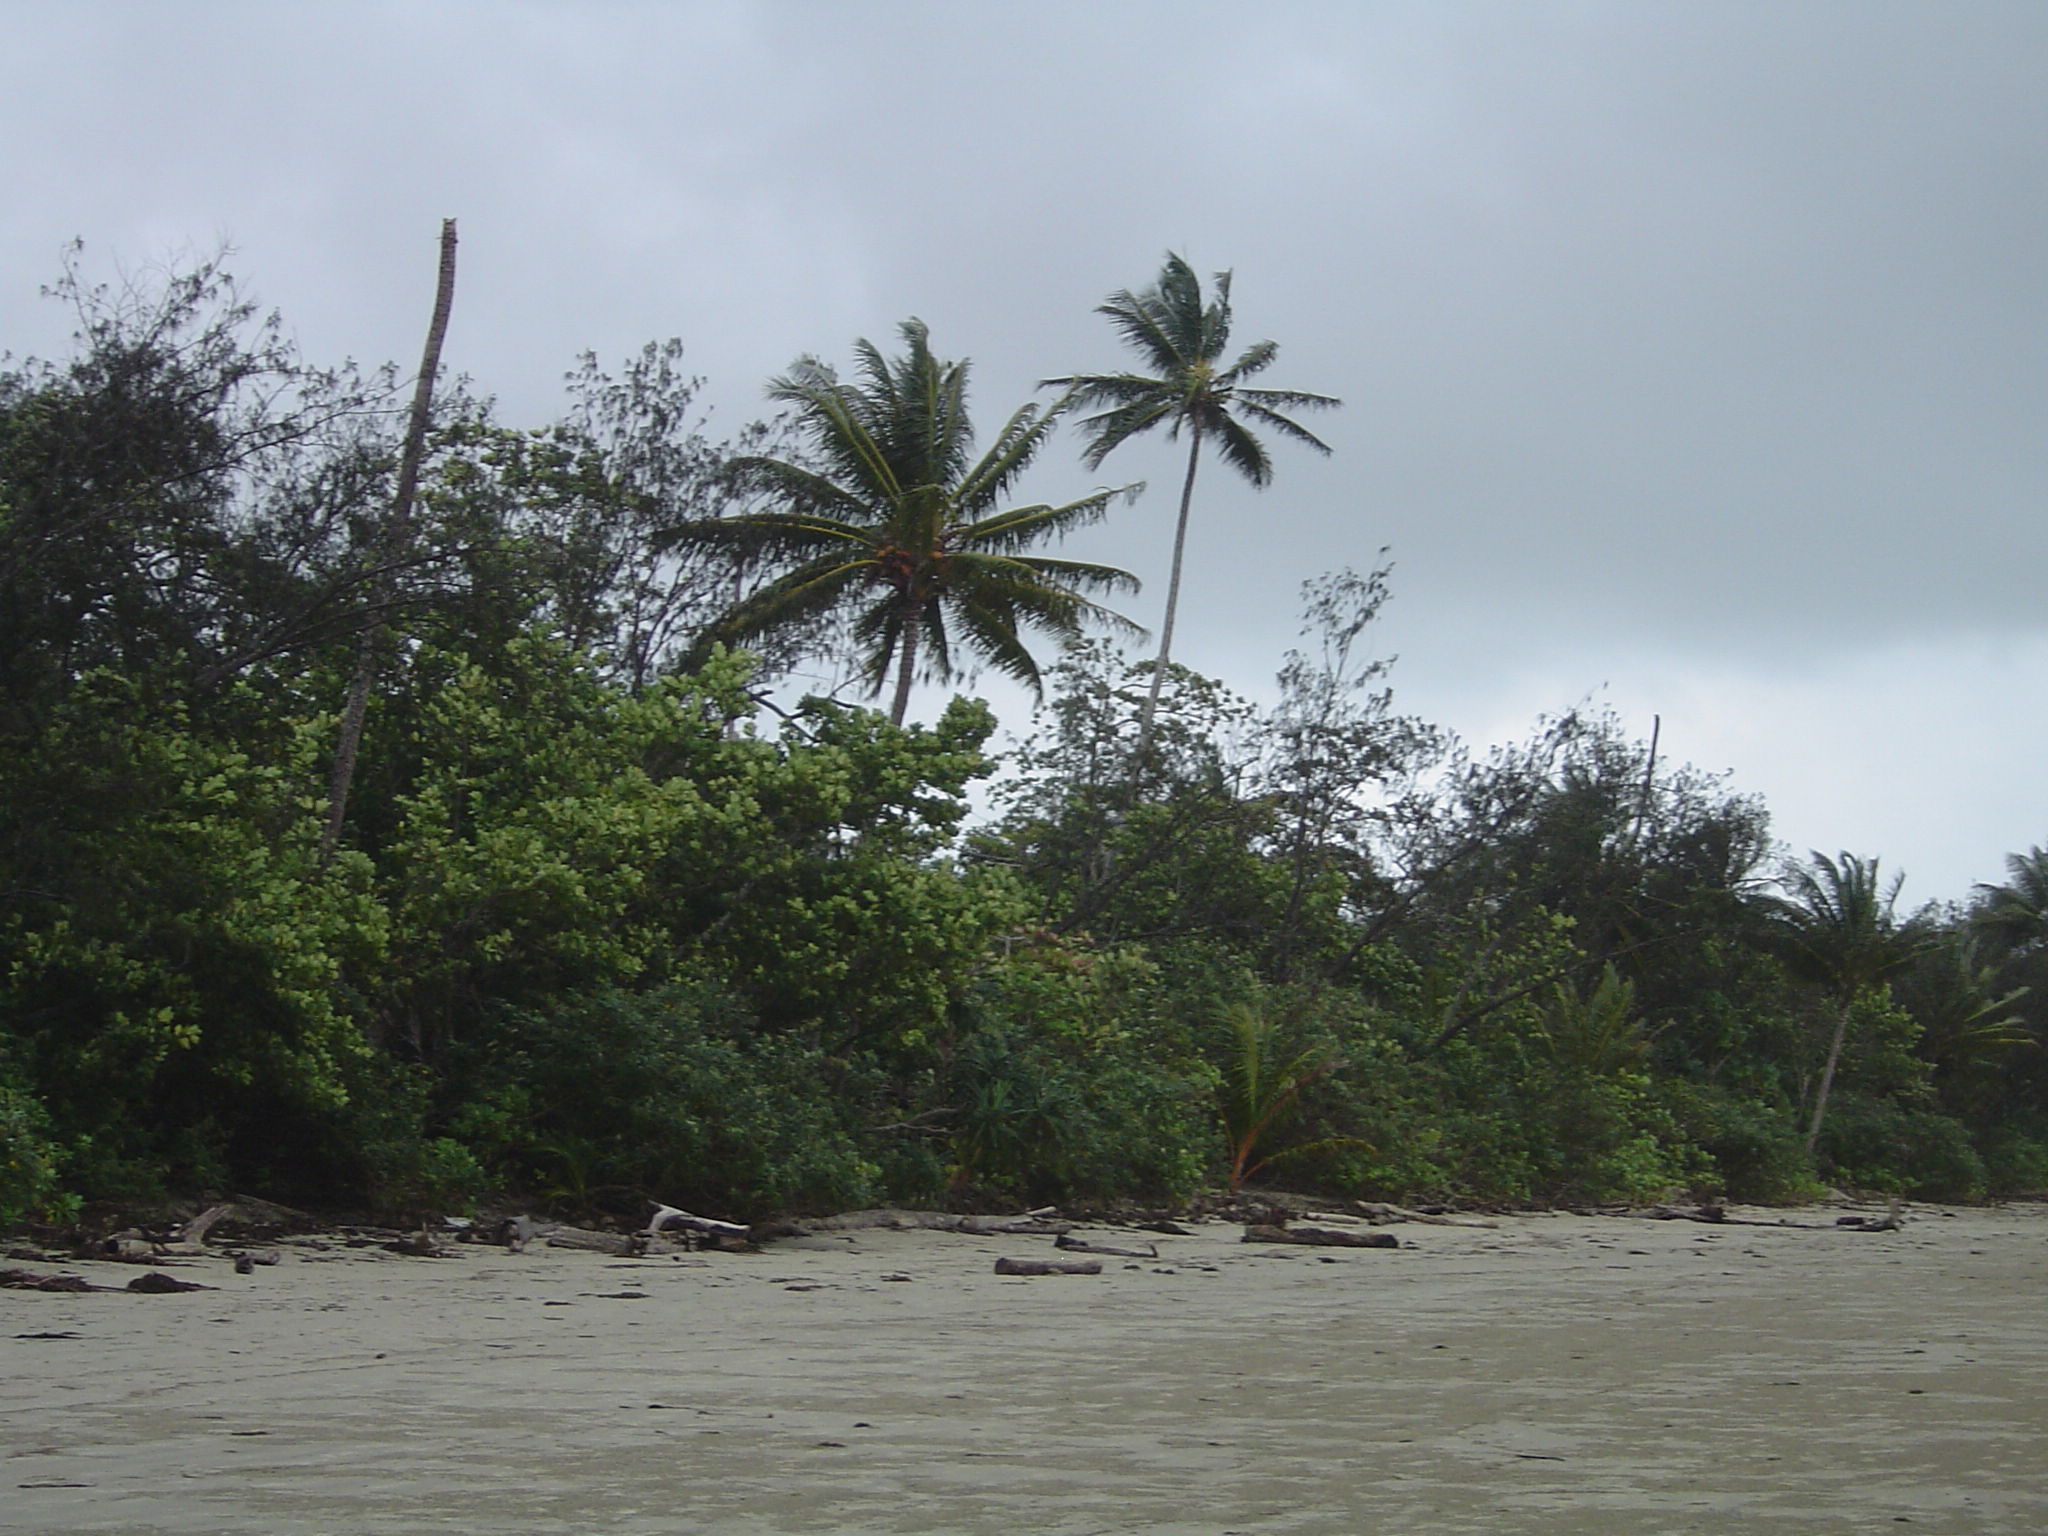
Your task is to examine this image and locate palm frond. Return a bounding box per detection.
[954,398,1060,513]
[1097,286,1190,376]
[1207,409,1277,488]
[1219,338,1278,383]
[961,482,1144,554]
[1235,399,1336,456]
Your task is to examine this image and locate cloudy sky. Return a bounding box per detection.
[7,2,2043,905]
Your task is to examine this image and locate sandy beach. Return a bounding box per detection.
[5,1201,2045,1536]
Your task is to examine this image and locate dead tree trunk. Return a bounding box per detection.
[322,219,459,864]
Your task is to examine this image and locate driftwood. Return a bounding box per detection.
[1,1267,100,1292]
[781,1209,1073,1237]
[488,1216,538,1252]
[164,1202,237,1253]
[1056,1232,1159,1259]
[544,1227,647,1257]
[1243,1224,1399,1249]
[645,1203,753,1246]
[994,1257,1102,1276]
[1351,1201,1498,1229]
[1611,1202,1730,1224]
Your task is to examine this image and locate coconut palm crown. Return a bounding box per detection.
[661,319,1144,724]
[1045,253,1340,742]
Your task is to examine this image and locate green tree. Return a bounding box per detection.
[662,320,1142,724]
[1046,253,1339,744]
[1762,851,1923,1151]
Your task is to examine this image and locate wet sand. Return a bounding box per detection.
[5,1202,2046,1535]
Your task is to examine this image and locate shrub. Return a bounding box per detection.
[458,982,882,1219]
[1816,1093,1986,1200]
[1659,1080,1821,1204]
[0,1075,72,1225]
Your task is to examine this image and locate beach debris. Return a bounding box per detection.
[545,1226,649,1258]
[993,1257,1102,1276]
[645,1203,754,1249]
[1055,1232,1159,1259]
[96,1233,162,1263]
[1836,1199,1906,1233]
[160,1202,237,1255]
[774,1209,1073,1238]
[234,1253,255,1275]
[127,1271,212,1293]
[1241,1224,1400,1249]
[483,1215,538,1252]
[1,1267,100,1292]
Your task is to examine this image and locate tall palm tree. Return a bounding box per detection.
[1762,851,1923,1151]
[661,320,1143,725]
[1045,254,1339,745]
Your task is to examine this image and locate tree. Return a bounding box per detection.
[1046,253,1339,745]
[1762,851,1923,1151]
[661,320,1142,725]
[1974,845,2048,955]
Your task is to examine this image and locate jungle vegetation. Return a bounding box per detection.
[2,250,2042,1227]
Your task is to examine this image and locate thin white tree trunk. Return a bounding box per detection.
[321,219,458,864]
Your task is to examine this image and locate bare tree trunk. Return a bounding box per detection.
[1806,996,1854,1152]
[1135,422,1204,755]
[321,219,459,865]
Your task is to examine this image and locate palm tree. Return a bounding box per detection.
[661,320,1143,725]
[1045,254,1339,745]
[1761,851,1923,1152]
[1974,845,2048,954]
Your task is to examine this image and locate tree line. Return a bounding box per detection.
[2,245,2042,1226]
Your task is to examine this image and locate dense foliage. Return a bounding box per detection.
[2,257,2041,1225]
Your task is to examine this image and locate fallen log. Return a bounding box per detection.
[1243,1224,1399,1249]
[163,1202,237,1252]
[1,1267,101,1292]
[1612,1202,1728,1223]
[1351,1201,1498,1229]
[545,1227,647,1257]
[780,1209,1072,1237]
[1055,1232,1158,1259]
[959,1216,1073,1236]
[993,1257,1102,1276]
[645,1203,753,1245]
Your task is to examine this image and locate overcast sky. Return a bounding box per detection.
[7,1,2043,905]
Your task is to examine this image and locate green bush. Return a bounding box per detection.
[1977,1130,2048,1195]
[1816,1093,1986,1200]
[0,1076,72,1225]
[458,982,882,1219]
[1660,1080,1820,1204]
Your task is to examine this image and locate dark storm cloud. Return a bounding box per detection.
[3,1,2041,898]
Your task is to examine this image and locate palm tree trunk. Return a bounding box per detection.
[1136,420,1205,753]
[1805,995,1854,1152]
[888,608,921,725]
